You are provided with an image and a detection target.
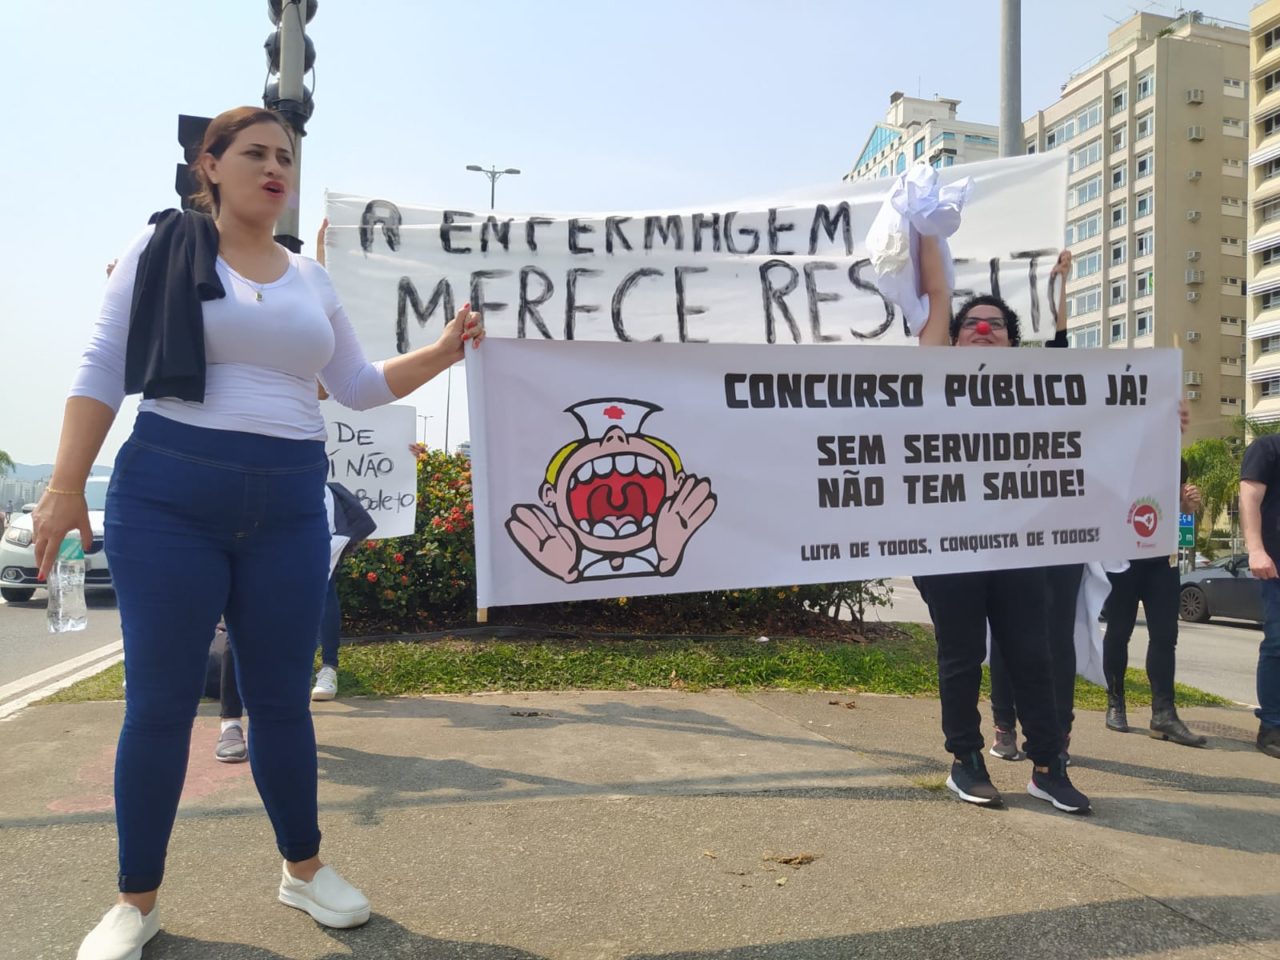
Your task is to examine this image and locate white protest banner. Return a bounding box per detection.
[466,340,1180,609]
[323,152,1068,355]
[322,401,417,539]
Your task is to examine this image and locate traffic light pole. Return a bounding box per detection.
[273,0,309,251]
[176,115,212,210]
[999,0,1021,159]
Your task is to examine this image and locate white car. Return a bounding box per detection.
[0,476,112,603]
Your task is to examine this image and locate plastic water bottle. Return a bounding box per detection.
[47,532,87,633]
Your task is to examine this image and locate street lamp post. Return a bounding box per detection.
[416,414,433,445]
[450,164,521,456]
[465,164,521,211]
[445,384,452,454]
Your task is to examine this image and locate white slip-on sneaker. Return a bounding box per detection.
[76,904,160,960]
[310,666,338,701]
[278,862,370,928]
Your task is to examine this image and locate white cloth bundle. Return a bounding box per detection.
[865,163,973,335]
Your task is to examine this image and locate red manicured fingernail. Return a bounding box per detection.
[463,302,470,310]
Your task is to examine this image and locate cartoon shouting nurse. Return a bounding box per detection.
[505,398,717,583]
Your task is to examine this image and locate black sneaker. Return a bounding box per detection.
[946,752,1003,806]
[989,727,1024,762]
[1028,758,1090,814]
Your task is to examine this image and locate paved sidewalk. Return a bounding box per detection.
[3,691,1277,959]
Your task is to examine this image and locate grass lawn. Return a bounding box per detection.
[40,623,1232,709]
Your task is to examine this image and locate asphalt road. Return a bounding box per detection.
[0,592,123,715]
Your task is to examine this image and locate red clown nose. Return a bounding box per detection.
[974,320,992,335]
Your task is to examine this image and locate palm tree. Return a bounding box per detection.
[1182,417,1280,557]
[1183,437,1238,550]
[0,449,13,476]
[1243,417,1280,442]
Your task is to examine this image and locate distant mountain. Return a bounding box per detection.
[5,463,113,482]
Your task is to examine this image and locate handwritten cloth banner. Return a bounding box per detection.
[465,339,1180,609]
[322,401,417,539]
[323,152,1068,354]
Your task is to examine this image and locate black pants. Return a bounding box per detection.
[991,563,1083,738]
[220,641,244,721]
[916,568,1062,765]
[1102,557,1179,710]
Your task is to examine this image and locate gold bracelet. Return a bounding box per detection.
[44,486,85,497]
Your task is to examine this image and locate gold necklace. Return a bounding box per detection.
[227,269,267,302]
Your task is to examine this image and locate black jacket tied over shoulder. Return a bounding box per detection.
[328,483,377,560]
[124,209,225,402]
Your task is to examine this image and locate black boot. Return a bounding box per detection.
[1259,723,1280,759]
[1149,707,1207,747]
[1105,692,1129,733]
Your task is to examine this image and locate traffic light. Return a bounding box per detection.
[263,81,314,125]
[175,114,212,209]
[264,31,315,74]
[267,0,317,24]
[263,0,316,136]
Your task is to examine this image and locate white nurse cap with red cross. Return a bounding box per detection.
[565,398,662,440]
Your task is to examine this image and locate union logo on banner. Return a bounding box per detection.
[1126,497,1163,548]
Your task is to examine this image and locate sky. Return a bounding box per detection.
[0,0,1260,466]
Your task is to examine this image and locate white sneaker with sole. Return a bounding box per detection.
[278,862,370,928]
[311,666,338,701]
[76,904,160,960]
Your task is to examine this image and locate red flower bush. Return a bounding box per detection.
[337,446,477,629]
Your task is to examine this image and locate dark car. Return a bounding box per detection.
[1179,554,1262,624]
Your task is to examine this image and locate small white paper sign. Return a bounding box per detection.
[322,401,418,539]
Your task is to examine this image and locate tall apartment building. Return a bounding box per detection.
[1024,11,1249,442]
[0,478,44,511]
[844,92,999,182]
[1246,2,1280,424]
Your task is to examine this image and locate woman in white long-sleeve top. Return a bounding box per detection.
[33,106,483,960]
